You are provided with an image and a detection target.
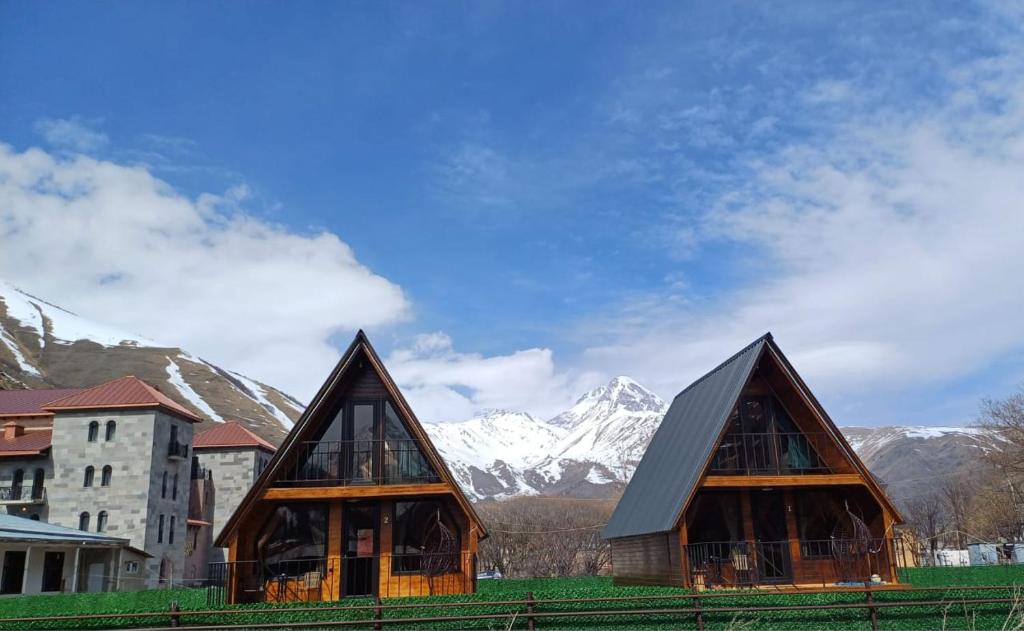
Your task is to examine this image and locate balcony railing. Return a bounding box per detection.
[709,432,830,475]
[685,538,900,588]
[274,440,440,486]
[0,485,46,504]
[207,552,474,605]
[168,440,189,460]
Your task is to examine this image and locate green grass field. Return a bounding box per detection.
[0,566,1022,630]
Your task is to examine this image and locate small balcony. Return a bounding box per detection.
[168,440,190,460]
[0,485,46,505]
[709,432,830,476]
[275,439,440,487]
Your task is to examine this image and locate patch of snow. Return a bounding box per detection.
[585,467,612,485]
[229,370,297,429]
[0,325,41,376]
[0,280,162,347]
[165,357,224,422]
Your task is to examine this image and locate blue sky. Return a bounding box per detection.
[2,1,1024,425]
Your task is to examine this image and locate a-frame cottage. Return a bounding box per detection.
[212,332,486,603]
[604,333,903,590]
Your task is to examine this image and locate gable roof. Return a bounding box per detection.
[604,334,769,540]
[0,428,52,457]
[194,421,277,452]
[215,331,487,547]
[43,376,202,423]
[0,388,84,417]
[603,333,901,540]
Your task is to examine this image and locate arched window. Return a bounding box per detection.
[172,473,178,500]
[105,420,116,442]
[87,421,99,442]
[161,471,167,498]
[11,469,24,500]
[31,468,44,500]
[78,512,90,531]
[83,466,94,488]
[97,511,108,533]
[101,465,112,487]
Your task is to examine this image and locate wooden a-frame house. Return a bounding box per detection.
[213,331,486,603]
[603,333,904,590]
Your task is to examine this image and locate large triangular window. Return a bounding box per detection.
[278,397,437,486]
[710,396,828,475]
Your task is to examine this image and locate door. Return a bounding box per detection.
[342,503,379,597]
[0,551,26,594]
[751,491,792,583]
[41,551,65,592]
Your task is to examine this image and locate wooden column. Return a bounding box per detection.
[378,501,393,597]
[783,489,803,583]
[740,491,756,585]
[678,524,690,588]
[882,510,898,583]
[327,501,343,600]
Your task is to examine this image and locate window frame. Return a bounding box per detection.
[97,510,108,533]
[87,421,99,442]
[83,466,94,488]
[101,465,112,487]
[390,500,461,575]
[105,420,116,442]
[78,512,90,531]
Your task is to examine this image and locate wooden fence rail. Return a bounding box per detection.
[0,584,1019,631]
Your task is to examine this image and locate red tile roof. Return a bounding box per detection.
[0,429,52,456]
[44,376,203,423]
[193,421,277,451]
[0,389,85,417]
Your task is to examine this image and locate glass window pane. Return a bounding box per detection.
[384,403,435,483]
[257,504,328,577]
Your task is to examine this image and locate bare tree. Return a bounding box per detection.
[980,385,1024,475]
[941,474,975,549]
[905,492,945,563]
[477,497,614,578]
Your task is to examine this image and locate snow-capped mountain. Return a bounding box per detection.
[0,280,302,442]
[422,376,669,500]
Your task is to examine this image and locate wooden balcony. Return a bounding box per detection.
[273,440,440,487]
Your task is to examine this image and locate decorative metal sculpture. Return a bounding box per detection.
[830,501,882,583]
[421,508,460,594]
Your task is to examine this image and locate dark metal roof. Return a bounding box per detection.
[603,333,770,540]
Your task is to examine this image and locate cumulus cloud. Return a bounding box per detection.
[387,332,585,421]
[33,117,109,152]
[0,144,410,400]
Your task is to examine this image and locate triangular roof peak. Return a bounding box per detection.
[604,333,899,540]
[43,375,202,423]
[215,331,486,546]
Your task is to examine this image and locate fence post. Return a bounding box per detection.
[374,596,383,631]
[526,591,536,631]
[168,601,180,628]
[865,587,878,631]
[694,592,705,631]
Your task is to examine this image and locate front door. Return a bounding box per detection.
[342,503,379,597]
[0,551,26,594]
[751,491,792,583]
[41,551,65,592]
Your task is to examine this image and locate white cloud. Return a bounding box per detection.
[0,144,410,400]
[33,117,109,152]
[387,332,581,421]
[577,37,1024,417]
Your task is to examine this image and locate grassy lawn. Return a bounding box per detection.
[0,567,1022,630]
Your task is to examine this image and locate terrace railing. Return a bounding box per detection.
[274,439,440,486]
[168,439,190,460]
[208,552,474,605]
[709,432,831,475]
[685,538,900,589]
[0,485,45,504]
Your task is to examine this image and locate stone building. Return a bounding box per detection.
[184,421,275,583]
[0,376,200,588]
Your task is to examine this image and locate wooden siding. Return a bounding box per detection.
[610,532,683,587]
[701,474,865,488]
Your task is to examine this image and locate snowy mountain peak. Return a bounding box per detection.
[551,375,666,428]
